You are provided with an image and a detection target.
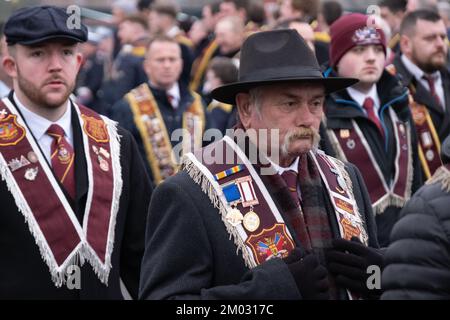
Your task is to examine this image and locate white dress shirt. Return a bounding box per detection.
[166,82,180,109]
[0,81,10,98]
[14,93,73,163]
[269,156,300,175]
[401,54,445,108]
[347,84,382,120]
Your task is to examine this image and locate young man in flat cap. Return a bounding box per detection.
[140,29,382,300]
[0,6,152,299]
[320,13,422,248]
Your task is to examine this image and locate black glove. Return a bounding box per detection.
[326,237,383,299]
[284,248,330,300]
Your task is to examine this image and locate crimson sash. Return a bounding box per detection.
[327,109,412,214]
[0,97,122,286]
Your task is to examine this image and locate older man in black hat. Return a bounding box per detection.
[0,6,152,299]
[139,29,381,300]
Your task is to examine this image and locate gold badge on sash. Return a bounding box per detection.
[81,115,109,143]
[340,129,350,139]
[243,210,260,232]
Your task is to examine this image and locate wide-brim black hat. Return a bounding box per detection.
[211,29,358,105]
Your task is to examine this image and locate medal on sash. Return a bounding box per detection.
[215,165,261,232]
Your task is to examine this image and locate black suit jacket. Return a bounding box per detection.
[0,94,152,299]
[393,55,450,141]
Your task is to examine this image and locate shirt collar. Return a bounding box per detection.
[13,92,72,141]
[401,54,441,82]
[166,25,180,38]
[268,156,300,175]
[167,82,180,108]
[347,84,380,110]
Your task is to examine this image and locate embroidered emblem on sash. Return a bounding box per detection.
[340,215,361,240]
[81,115,109,143]
[0,115,25,146]
[246,224,293,264]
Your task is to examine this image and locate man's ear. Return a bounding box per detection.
[76,52,83,72]
[399,34,412,57]
[236,92,252,129]
[2,55,17,78]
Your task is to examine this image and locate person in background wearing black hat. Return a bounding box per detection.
[0,6,152,299]
[382,134,450,299]
[139,29,380,300]
[320,13,422,251]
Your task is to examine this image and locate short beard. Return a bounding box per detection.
[280,126,321,158]
[17,68,73,109]
[412,49,447,73]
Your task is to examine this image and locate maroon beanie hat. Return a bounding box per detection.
[329,13,386,67]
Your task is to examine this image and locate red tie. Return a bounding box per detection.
[363,97,384,138]
[281,170,300,206]
[423,74,442,107]
[47,124,76,200]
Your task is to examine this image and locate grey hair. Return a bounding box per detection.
[248,86,264,119]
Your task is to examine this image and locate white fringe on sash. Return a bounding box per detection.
[426,165,450,193]
[326,117,414,215]
[181,154,257,269]
[0,152,83,287]
[81,117,123,285]
[326,128,349,163]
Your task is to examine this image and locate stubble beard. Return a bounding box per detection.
[17,69,73,110]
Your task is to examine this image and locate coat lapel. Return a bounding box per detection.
[71,104,88,221]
